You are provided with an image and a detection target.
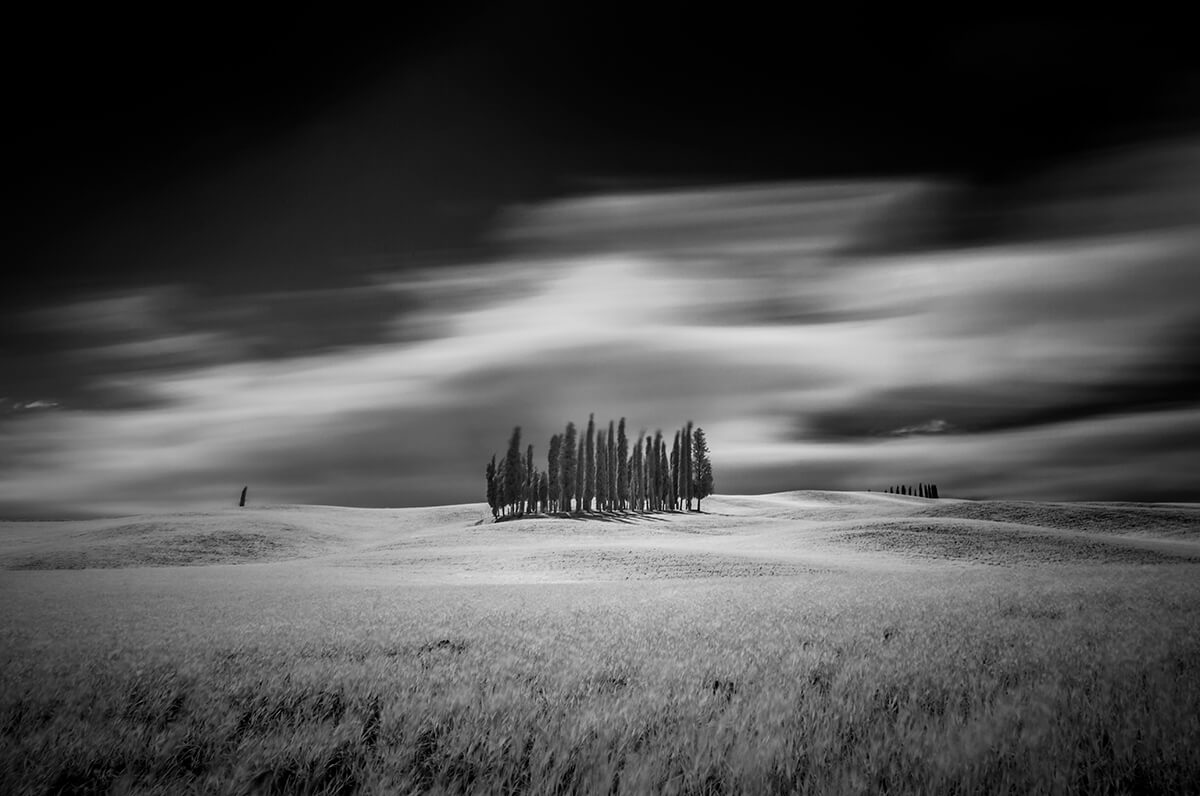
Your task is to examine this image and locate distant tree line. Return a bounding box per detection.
[485,416,714,520]
[885,483,939,498]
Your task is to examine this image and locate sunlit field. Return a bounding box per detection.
[3,493,1199,794]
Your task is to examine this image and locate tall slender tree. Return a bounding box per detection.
[606,420,616,512]
[617,418,629,510]
[525,444,535,514]
[486,454,498,519]
[575,442,585,513]
[659,444,670,513]
[562,422,577,513]
[692,426,713,511]
[657,432,667,513]
[633,432,645,510]
[504,427,523,516]
[495,458,508,516]
[547,434,562,513]
[670,431,680,510]
[648,437,657,511]
[596,430,609,513]
[584,414,596,513]
[682,421,693,510]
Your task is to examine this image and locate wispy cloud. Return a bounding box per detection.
[891,419,953,437]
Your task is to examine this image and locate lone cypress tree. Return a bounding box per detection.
[504,427,523,516]
[692,426,714,511]
[562,422,577,513]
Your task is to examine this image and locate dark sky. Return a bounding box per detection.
[4,12,1200,515]
[12,12,1198,299]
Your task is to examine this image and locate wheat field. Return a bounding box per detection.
[2,492,1199,794]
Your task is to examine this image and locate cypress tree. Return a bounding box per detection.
[607,420,616,512]
[562,422,577,513]
[648,437,657,511]
[584,414,596,513]
[575,442,585,513]
[504,427,523,516]
[634,432,645,510]
[523,444,533,514]
[617,418,629,510]
[547,434,562,513]
[648,434,656,511]
[659,443,670,512]
[597,431,609,513]
[494,458,505,516]
[670,431,680,510]
[486,454,498,519]
[683,421,693,510]
[629,452,637,511]
[657,432,667,506]
[693,426,714,510]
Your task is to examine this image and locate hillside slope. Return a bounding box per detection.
[3,492,1198,577]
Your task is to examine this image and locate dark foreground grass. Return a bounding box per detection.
[2,566,1199,794]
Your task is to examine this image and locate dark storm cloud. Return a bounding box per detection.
[3,283,418,414]
[844,140,1200,253]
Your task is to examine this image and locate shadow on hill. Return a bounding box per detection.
[493,511,681,525]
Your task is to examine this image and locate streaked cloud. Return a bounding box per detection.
[3,138,1200,516]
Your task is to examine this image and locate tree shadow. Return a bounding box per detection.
[492,511,679,525]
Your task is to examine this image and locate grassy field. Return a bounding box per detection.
[2,492,1199,794]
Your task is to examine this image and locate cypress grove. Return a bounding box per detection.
[485,417,715,520]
